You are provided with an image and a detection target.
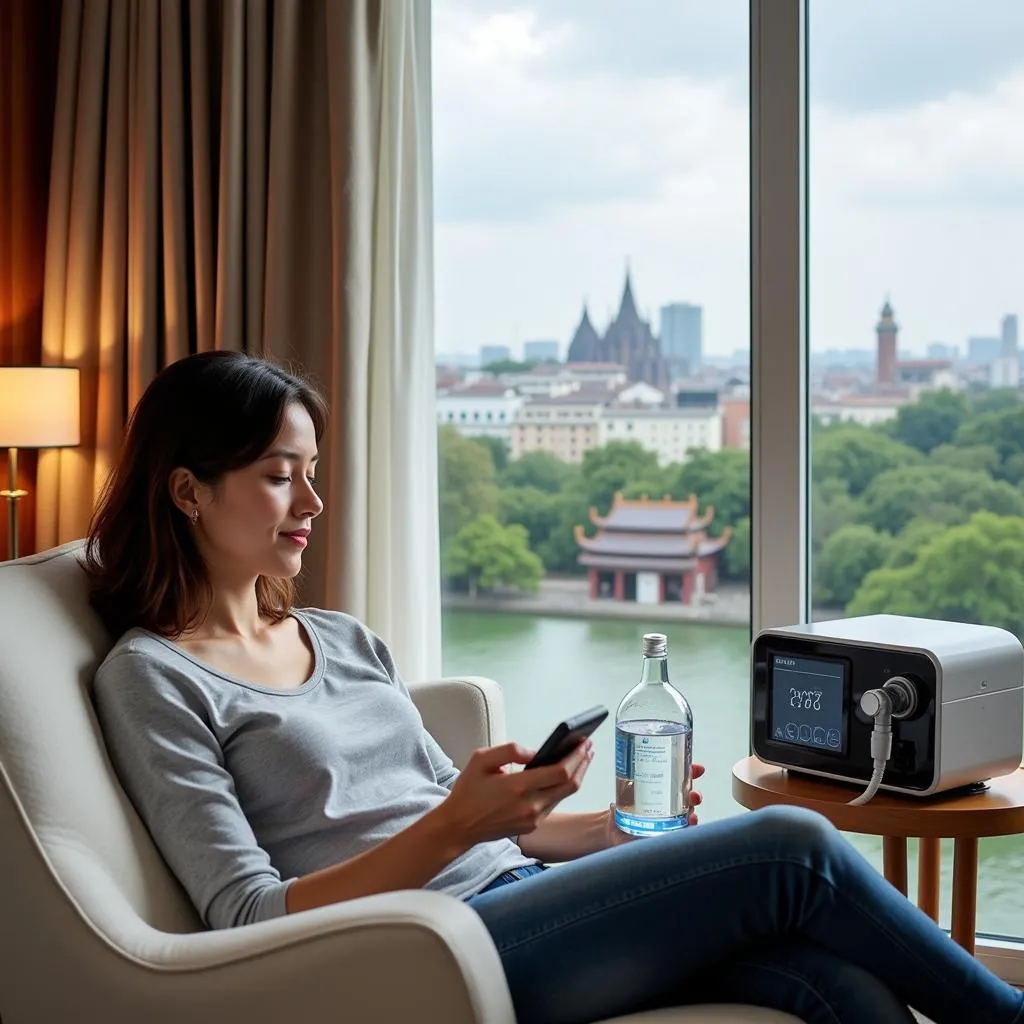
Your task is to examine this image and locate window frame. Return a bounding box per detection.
[751,0,1024,976]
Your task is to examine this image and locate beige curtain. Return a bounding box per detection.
[38,0,441,679]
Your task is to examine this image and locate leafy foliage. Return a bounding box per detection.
[442,515,543,597]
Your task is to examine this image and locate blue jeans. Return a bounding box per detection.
[467,806,1024,1024]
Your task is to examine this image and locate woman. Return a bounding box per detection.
[88,351,1022,1024]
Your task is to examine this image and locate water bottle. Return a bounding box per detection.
[614,632,693,837]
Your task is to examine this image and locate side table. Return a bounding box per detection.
[732,755,1024,955]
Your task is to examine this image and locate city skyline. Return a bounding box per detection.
[433,0,1024,358]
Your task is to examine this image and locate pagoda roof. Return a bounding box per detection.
[575,528,730,561]
[589,493,713,533]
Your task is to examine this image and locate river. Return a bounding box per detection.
[441,609,1024,940]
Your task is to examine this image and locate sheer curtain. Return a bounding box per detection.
[36,0,440,679]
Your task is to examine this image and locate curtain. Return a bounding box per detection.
[36,0,440,680]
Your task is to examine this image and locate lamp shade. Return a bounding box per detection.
[0,367,81,448]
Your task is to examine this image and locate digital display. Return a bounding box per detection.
[769,654,846,755]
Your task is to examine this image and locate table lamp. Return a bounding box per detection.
[0,366,81,561]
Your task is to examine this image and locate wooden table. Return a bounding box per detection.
[732,756,1024,955]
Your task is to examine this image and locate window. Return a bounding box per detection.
[805,0,1024,946]
[434,0,750,824]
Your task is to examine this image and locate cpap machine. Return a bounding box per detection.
[751,614,1024,802]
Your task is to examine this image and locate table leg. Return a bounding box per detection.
[917,837,941,922]
[951,837,979,955]
[883,836,908,896]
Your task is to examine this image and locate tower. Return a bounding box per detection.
[876,299,898,390]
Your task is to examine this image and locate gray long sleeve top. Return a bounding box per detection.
[92,607,534,929]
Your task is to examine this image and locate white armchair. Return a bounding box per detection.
[0,542,799,1023]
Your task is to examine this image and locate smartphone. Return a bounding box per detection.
[524,705,609,770]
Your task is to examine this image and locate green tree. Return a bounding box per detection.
[859,465,1024,535]
[471,435,510,474]
[500,450,574,494]
[721,516,750,581]
[882,517,947,570]
[814,523,894,608]
[481,359,536,375]
[811,478,862,555]
[812,426,922,497]
[437,426,499,546]
[671,448,750,535]
[929,443,1001,476]
[848,512,1024,636]
[955,404,1024,477]
[890,389,970,454]
[536,489,593,575]
[499,486,562,551]
[579,442,664,514]
[442,515,543,598]
[970,389,1022,416]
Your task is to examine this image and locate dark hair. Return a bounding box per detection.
[85,351,329,638]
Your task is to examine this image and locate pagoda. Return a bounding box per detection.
[574,493,731,605]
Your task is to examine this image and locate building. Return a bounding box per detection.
[566,273,671,389]
[523,339,560,362]
[876,300,898,389]
[927,342,958,361]
[510,393,606,462]
[991,314,1021,389]
[720,395,750,449]
[896,359,957,395]
[575,493,730,606]
[599,407,721,466]
[968,336,1002,365]
[812,393,911,427]
[498,362,626,399]
[479,345,511,367]
[436,383,522,441]
[660,303,703,379]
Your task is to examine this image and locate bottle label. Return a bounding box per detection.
[615,729,631,778]
[632,734,674,816]
[614,808,687,834]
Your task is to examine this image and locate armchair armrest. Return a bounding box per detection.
[409,676,507,769]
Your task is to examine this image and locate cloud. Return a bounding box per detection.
[433,5,746,224]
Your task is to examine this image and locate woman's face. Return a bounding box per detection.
[192,402,324,582]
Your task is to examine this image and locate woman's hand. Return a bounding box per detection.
[603,762,706,847]
[440,740,594,847]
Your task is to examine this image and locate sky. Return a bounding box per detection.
[432,0,1024,359]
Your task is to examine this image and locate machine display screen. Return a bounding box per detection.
[769,653,846,755]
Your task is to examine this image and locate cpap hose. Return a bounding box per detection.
[848,677,918,806]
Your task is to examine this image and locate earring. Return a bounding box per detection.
[190,507,199,526]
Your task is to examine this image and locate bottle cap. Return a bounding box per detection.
[642,633,667,658]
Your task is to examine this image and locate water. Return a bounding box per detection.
[614,720,692,836]
[441,608,1024,941]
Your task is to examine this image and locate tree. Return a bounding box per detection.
[814,524,894,608]
[890,389,969,454]
[811,478,862,555]
[579,442,665,514]
[970,389,1022,416]
[859,465,1024,536]
[811,426,922,497]
[882,517,947,570]
[500,450,573,494]
[955,405,1024,477]
[929,443,1001,476]
[848,512,1024,637]
[442,515,543,598]
[481,359,537,375]
[437,426,499,546]
[536,489,593,575]
[499,486,562,552]
[471,435,510,474]
[721,516,750,581]
[671,448,750,535]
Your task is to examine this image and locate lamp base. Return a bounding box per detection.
[1,446,27,561]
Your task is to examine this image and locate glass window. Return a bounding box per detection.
[809,0,1024,940]
[434,0,750,822]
